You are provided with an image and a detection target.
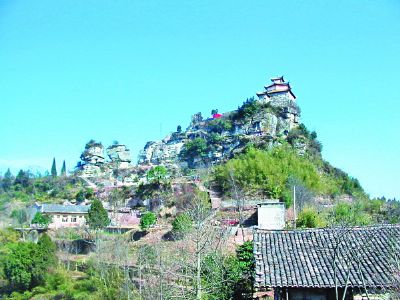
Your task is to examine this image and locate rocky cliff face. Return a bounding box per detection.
[79,141,133,179]
[78,76,303,179]
[107,144,132,169]
[137,89,301,169]
[80,142,105,177]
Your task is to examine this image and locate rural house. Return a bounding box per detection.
[253,225,400,300]
[30,203,90,229]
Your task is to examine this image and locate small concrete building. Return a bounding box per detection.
[257,200,285,230]
[30,203,90,229]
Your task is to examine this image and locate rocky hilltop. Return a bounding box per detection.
[76,76,314,185]
[78,140,134,179]
[137,76,301,170]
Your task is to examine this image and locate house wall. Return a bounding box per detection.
[275,288,352,300]
[267,85,288,93]
[257,202,285,230]
[47,213,86,229]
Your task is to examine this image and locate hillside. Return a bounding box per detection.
[0,77,398,221]
[0,76,399,300]
[1,76,398,227]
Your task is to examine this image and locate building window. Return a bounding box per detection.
[62,215,68,222]
[79,215,83,218]
[57,215,61,218]
[71,217,77,222]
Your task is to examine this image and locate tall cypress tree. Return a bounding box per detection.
[60,160,66,176]
[51,158,57,177]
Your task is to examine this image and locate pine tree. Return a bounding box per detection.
[51,158,57,177]
[15,170,31,188]
[1,168,14,191]
[60,160,66,176]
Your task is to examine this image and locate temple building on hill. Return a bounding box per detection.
[256,76,296,101]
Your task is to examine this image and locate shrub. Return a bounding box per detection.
[207,118,233,133]
[140,212,156,231]
[180,138,208,159]
[208,133,223,144]
[31,212,52,227]
[296,207,325,228]
[0,228,20,244]
[75,190,86,202]
[85,139,102,149]
[233,97,260,120]
[172,213,192,237]
[146,165,168,185]
[10,209,28,225]
[330,201,372,226]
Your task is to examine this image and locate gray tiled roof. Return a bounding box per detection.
[253,225,400,289]
[41,204,90,214]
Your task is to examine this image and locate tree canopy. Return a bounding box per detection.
[51,158,57,177]
[86,199,110,230]
[146,165,168,185]
[31,212,52,227]
[140,211,156,231]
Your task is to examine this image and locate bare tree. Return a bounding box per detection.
[229,169,246,243]
[316,224,397,300]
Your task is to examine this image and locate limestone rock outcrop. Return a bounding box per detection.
[107,144,132,169]
[137,77,302,169]
[78,141,135,179]
[80,143,105,165]
[80,141,105,177]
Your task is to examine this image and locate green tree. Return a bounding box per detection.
[140,212,156,231]
[86,199,110,230]
[60,160,66,176]
[75,189,86,203]
[330,202,372,226]
[51,158,57,177]
[172,213,192,238]
[234,97,259,120]
[10,209,28,226]
[3,242,37,291]
[201,252,242,300]
[1,168,14,191]
[177,125,182,133]
[14,169,32,188]
[3,240,53,291]
[235,241,255,298]
[31,212,52,227]
[211,109,218,115]
[146,165,168,185]
[37,233,57,266]
[296,207,325,228]
[0,228,20,244]
[181,138,208,159]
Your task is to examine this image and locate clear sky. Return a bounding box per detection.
[0,0,399,199]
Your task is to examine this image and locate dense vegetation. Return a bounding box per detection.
[0,227,255,299]
[213,143,400,226]
[213,145,364,205]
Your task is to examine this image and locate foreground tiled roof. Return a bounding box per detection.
[254,225,400,289]
[41,204,90,214]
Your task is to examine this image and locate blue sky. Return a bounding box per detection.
[0,0,399,199]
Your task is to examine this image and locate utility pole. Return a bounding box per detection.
[293,185,297,228]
